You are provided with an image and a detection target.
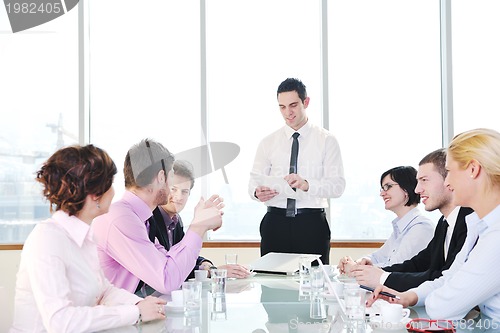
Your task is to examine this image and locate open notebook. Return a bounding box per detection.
[249,252,320,275]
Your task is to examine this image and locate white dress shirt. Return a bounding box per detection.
[413,204,500,321]
[443,206,460,260]
[10,211,142,333]
[366,207,434,267]
[248,120,346,208]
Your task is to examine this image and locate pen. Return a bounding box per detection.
[359,285,401,300]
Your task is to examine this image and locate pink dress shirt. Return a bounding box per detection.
[92,191,202,294]
[10,211,142,333]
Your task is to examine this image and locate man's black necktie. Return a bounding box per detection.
[286,132,300,217]
[441,217,449,259]
[147,216,156,242]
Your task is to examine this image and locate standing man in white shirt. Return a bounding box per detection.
[248,78,346,264]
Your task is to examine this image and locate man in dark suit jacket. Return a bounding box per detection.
[350,149,473,292]
[148,160,250,280]
[382,206,472,291]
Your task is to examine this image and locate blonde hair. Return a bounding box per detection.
[448,128,500,191]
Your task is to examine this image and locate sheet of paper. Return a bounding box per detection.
[250,173,298,199]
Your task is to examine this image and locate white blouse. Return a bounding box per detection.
[10,211,142,333]
[367,207,435,266]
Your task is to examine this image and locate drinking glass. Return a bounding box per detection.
[210,268,227,297]
[210,294,227,321]
[182,281,202,314]
[343,284,366,322]
[309,267,326,319]
[298,255,312,278]
[225,253,238,265]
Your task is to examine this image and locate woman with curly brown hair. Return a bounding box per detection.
[10,145,166,333]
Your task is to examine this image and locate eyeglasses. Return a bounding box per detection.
[406,318,455,332]
[380,183,399,192]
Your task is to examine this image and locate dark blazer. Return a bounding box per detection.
[149,207,212,280]
[383,207,473,292]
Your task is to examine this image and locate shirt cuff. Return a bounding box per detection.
[123,304,141,326]
[411,287,426,307]
[304,178,318,196]
[380,271,390,285]
[357,256,372,265]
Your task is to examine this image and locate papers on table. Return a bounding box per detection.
[249,252,320,275]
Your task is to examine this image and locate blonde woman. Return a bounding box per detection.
[367,128,500,321]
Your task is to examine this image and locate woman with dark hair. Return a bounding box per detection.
[367,128,500,321]
[339,166,434,271]
[10,145,166,333]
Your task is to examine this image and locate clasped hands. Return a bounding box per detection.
[338,256,384,288]
[338,256,415,308]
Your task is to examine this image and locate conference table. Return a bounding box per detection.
[100,274,497,333]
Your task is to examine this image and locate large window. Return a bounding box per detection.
[205,0,322,239]
[327,0,442,239]
[88,0,203,219]
[2,1,499,244]
[0,6,79,244]
[451,1,500,134]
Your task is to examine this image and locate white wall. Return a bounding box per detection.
[0,247,374,331]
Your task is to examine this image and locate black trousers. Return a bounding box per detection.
[259,210,331,264]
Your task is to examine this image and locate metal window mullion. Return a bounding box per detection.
[78,0,90,144]
[440,0,454,146]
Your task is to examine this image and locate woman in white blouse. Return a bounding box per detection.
[339,166,434,271]
[10,145,166,333]
[367,128,500,321]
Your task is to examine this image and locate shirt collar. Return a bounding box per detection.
[444,206,461,231]
[52,210,90,247]
[284,119,312,139]
[123,190,153,223]
[463,207,497,243]
[476,203,500,236]
[159,206,178,227]
[465,212,480,238]
[392,207,421,236]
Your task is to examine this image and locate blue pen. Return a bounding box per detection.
[360,284,401,300]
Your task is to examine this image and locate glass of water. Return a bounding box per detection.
[210,268,227,297]
[225,253,238,265]
[343,284,366,322]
